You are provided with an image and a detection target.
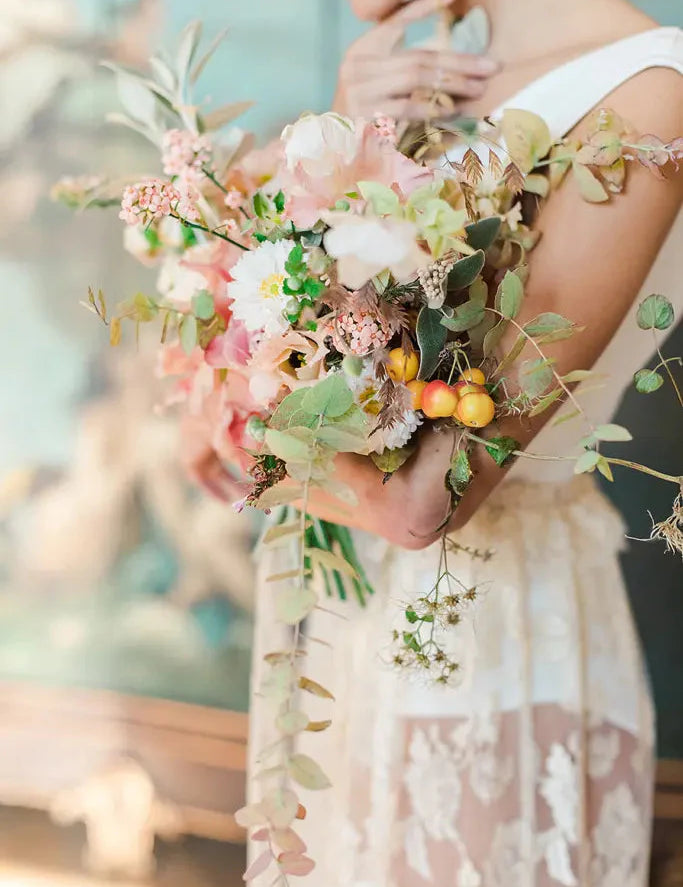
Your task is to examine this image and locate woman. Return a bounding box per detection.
[250,1,682,884]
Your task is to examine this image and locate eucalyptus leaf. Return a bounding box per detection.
[288,754,331,791]
[574,449,600,475]
[528,388,563,417]
[315,425,368,453]
[264,429,312,463]
[301,374,353,418]
[572,162,609,203]
[523,312,576,343]
[501,109,552,173]
[417,306,447,380]
[298,676,335,699]
[192,290,214,320]
[179,314,197,354]
[596,456,614,482]
[519,358,554,398]
[358,181,400,215]
[275,585,317,625]
[269,389,318,431]
[593,423,633,442]
[483,319,508,357]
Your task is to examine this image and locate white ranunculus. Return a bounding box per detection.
[323,212,429,290]
[281,112,358,177]
[228,239,292,335]
[156,254,207,306]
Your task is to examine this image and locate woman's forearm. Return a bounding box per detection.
[350,0,405,21]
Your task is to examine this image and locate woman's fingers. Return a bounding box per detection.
[347,49,499,80]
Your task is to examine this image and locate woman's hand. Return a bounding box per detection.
[336,0,499,120]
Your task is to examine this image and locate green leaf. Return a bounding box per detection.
[179,314,198,354]
[269,389,318,431]
[301,375,353,418]
[370,444,416,476]
[285,243,305,275]
[519,358,554,398]
[315,425,367,453]
[264,428,312,463]
[274,190,286,213]
[523,312,576,343]
[572,162,609,203]
[528,388,564,416]
[253,191,269,219]
[593,423,632,442]
[497,270,524,320]
[493,333,526,376]
[574,449,600,474]
[275,584,317,625]
[176,20,202,89]
[288,754,331,790]
[440,300,486,333]
[561,369,593,383]
[485,436,519,467]
[464,218,501,252]
[303,278,324,298]
[501,108,552,173]
[482,318,508,358]
[596,455,614,482]
[306,547,359,579]
[405,608,419,624]
[634,367,664,393]
[469,277,488,305]
[446,250,486,293]
[192,289,215,320]
[448,449,472,495]
[416,306,447,380]
[523,173,550,197]
[636,294,675,331]
[358,180,400,215]
[276,710,309,735]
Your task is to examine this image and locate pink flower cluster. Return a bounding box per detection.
[161,128,213,180]
[336,307,393,356]
[373,114,398,146]
[224,188,244,210]
[119,179,199,227]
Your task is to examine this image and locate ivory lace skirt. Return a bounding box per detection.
[249,475,654,887]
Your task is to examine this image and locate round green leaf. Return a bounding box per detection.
[634,368,664,394]
[301,375,353,418]
[574,450,600,475]
[275,585,317,625]
[636,294,675,331]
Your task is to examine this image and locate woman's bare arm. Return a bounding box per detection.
[309,66,683,549]
[350,0,406,21]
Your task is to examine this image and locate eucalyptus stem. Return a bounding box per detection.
[466,432,683,486]
[653,330,683,409]
[487,307,594,432]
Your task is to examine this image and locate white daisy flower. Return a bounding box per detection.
[228,240,292,335]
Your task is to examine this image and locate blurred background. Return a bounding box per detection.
[0,0,680,885]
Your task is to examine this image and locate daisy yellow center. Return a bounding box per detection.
[259,273,285,299]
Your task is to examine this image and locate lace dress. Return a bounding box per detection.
[249,27,683,887]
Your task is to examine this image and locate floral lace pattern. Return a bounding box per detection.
[249,477,654,886]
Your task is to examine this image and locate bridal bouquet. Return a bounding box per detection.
[55,23,682,882]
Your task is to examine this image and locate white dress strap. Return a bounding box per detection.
[493,27,683,140]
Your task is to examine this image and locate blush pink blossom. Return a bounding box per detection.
[119,179,200,226]
[282,120,433,228]
[161,128,212,181]
[205,321,254,368]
